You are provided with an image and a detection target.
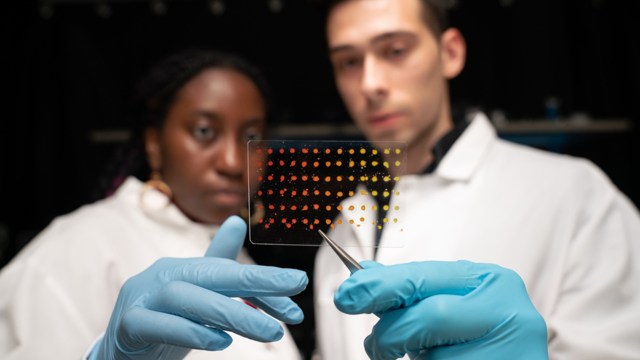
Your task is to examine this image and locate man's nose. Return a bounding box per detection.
[361,55,388,105]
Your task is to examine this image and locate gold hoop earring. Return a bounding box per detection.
[140,171,173,208]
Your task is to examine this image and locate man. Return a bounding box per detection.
[314,0,640,359]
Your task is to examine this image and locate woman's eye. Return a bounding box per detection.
[193,126,215,141]
[245,131,263,142]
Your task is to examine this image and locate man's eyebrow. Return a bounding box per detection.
[329,31,416,55]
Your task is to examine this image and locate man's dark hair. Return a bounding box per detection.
[320,0,449,37]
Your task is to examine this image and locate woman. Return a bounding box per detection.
[0,50,307,359]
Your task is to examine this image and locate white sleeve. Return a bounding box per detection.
[83,332,105,360]
[547,165,640,359]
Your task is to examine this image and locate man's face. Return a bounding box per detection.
[327,0,454,152]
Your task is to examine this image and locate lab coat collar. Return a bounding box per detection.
[434,112,496,181]
[114,177,219,239]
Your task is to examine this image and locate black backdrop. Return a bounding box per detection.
[1,1,639,358]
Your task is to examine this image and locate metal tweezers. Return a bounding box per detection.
[318,229,363,274]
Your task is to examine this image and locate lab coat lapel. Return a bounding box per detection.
[436,112,496,182]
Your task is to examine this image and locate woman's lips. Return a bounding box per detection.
[210,189,245,206]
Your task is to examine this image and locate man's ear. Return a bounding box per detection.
[440,28,467,79]
[144,127,162,171]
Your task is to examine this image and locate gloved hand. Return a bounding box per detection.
[334,260,548,360]
[89,215,308,360]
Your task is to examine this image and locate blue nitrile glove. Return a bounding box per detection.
[334,260,548,360]
[89,216,308,360]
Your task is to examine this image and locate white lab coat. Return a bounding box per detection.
[0,177,301,360]
[314,113,640,360]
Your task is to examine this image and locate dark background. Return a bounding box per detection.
[1,1,639,358]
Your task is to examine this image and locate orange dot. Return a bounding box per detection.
[325,161,331,167]
[349,219,355,224]
[302,189,309,196]
[257,176,263,181]
[267,148,273,154]
[337,219,343,224]
[313,148,319,154]
[267,175,274,181]
[325,190,331,196]
[268,161,274,166]
[301,161,308,168]
[267,189,273,195]
[325,219,332,225]
[291,175,298,181]
[301,175,308,181]
[290,148,296,154]
[337,191,344,197]
[279,175,285,182]
[325,176,331,182]
[302,205,309,211]
[268,204,275,210]
[337,148,343,154]
[314,190,320,195]
[348,205,355,211]
[325,205,332,211]
[280,205,286,211]
[302,148,309,154]
[361,205,366,210]
[313,176,320,182]
[292,219,298,224]
[313,204,320,210]
[290,160,296,167]
[325,148,331,154]
[302,219,309,224]
[279,148,285,154]
[257,190,263,196]
[291,205,298,210]
[360,217,365,222]
[291,190,297,196]
[279,160,285,166]
[336,161,343,166]
[337,205,343,211]
[286,223,292,229]
[313,161,320,167]
[313,219,320,224]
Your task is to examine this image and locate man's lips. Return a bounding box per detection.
[368,112,402,126]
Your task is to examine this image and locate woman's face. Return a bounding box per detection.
[145,68,266,224]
